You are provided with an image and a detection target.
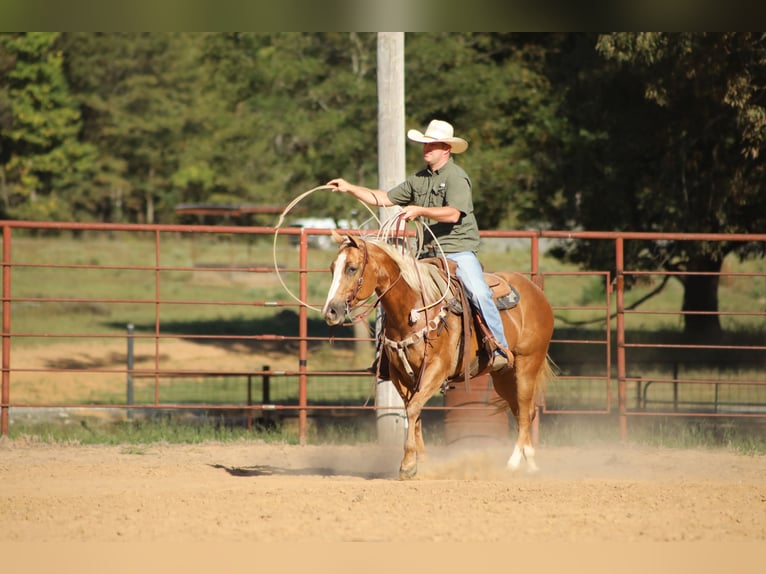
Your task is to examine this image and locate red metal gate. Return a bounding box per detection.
[2,221,764,442]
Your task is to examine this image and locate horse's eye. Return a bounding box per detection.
[346,265,358,275]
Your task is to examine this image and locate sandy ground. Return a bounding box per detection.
[1,439,764,544]
[4,341,766,570]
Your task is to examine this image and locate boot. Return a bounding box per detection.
[490,349,510,372]
[366,350,390,380]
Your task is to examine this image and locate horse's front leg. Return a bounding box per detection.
[398,365,448,479]
[413,416,427,462]
[400,397,427,480]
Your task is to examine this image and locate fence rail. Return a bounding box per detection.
[2,220,764,443]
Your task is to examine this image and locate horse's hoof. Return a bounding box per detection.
[506,461,539,474]
[399,465,417,480]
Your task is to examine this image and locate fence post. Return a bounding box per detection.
[126,323,134,420]
[246,374,252,430]
[530,234,542,444]
[262,364,271,404]
[615,237,627,441]
[1,226,11,436]
[298,233,309,445]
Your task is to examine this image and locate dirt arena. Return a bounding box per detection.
[1,438,764,544]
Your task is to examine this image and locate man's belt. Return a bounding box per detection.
[418,245,438,259]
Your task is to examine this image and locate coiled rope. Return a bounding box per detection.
[273,185,451,321]
[272,185,380,313]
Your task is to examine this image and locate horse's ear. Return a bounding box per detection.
[331,229,358,248]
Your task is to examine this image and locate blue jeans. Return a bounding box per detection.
[446,251,509,350]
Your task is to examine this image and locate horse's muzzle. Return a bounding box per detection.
[323,299,346,326]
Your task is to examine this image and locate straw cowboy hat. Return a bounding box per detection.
[407,119,469,154]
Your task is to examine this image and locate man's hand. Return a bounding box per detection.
[326,178,350,193]
[400,205,423,221]
[325,179,393,208]
[402,205,461,223]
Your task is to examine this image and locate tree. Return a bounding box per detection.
[60,32,203,223]
[195,32,379,224]
[0,32,96,221]
[528,33,766,338]
[403,33,567,230]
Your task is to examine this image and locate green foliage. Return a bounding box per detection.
[3,32,763,241]
[404,33,567,230]
[194,32,379,223]
[530,33,766,336]
[0,32,96,220]
[2,33,764,336]
[59,32,204,223]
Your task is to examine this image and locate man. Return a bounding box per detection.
[327,119,510,372]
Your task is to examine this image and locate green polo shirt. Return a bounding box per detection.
[387,158,480,254]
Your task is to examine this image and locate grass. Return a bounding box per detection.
[9,415,295,446]
[8,410,766,455]
[538,413,766,455]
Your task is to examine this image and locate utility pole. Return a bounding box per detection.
[375,32,407,445]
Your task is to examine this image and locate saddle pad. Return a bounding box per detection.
[484,273,520,310]
[418,257,520,311]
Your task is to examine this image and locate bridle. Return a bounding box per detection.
[343,236,369,309]
[339,236,404,326]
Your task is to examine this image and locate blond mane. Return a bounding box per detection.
[367,238,445,303]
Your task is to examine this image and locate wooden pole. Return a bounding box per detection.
[375,32,407,446]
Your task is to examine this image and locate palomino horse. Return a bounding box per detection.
[322,232,555,479]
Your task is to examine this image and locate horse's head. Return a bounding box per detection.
[322,230,378,326]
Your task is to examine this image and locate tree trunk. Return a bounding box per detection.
[681,255,723,340]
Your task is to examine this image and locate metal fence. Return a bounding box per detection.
[1,220,764,443]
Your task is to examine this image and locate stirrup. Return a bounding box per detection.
[490,350,510,372]
[368,353,390,380]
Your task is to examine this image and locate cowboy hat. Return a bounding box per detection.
[407,119,468,154]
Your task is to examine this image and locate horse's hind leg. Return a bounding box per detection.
[495,353,545,473]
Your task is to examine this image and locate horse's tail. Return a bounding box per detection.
[535,354,559,406]
[487,352,558,413]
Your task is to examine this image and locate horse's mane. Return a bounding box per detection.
[366,238,445,303]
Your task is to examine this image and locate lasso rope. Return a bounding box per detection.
[272,185,380,312]
[273,185,452,321]
[376,213,452,322]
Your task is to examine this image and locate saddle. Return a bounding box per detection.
[420,257,519,313]
[419,257,520,384]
